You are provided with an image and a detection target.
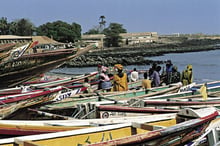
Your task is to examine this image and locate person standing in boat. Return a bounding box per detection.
[149,63,157,77]
[181,64,193,86]
[142,71,151,89]
[150,65,162,87]
[130,68,139,82]
[163,60,173,85]
[171,66,181,84]
[113,64,128,91]
[98,66,112,92]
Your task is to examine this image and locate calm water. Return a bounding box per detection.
[50,49,220,84]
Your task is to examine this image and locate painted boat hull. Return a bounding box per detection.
[0,44,96,88]
[143,80,220,100]
[0,107,217,146]
[39,84,181,111]
[0,87,81,119]
[0,113,177,137]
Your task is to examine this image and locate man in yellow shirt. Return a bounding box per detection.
[142,71,151,89]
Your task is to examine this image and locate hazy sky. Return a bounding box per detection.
[1,0,220,34]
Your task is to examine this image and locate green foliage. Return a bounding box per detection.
[1,18,35,36]
[0,16,127,45]
[103,23,127,47]
[0,17,9,35]
[36,21,81,43]
[84,28,100,35]
[15,18,35,36]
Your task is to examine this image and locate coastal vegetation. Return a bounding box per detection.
[0,17,81,43]
[0,16,126,47]
[1,16,220,67]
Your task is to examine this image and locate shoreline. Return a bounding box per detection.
[63,39,220,67]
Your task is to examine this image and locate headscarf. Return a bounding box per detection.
[114,64,123,70]
[101,66,108,72]
[187,64,193,71]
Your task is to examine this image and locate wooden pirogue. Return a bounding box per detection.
[0,43,16,60]
[190,117,220,146]
[0,86,81,119]
[137,80,220,101]
[39,83,182,111]
[0,71,98,96]
[0,112,176,137]
[89,108,218,146]
[0,43,97,88]
[0,107,217,146]
[0,71,142,97]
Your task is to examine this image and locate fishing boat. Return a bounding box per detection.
[38,83,181,112]
[24,71,98,88]
[0,43,16,60]
[0,86,81,119]
[88,107,218,146]
[0,112,177,137]
[140,80,220,101]
[0,43,97,88]
[0,107,217,146]
[0,72,98,96]
[190,117,220,146]
[0,122,90,137]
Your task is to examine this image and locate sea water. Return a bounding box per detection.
[50,49,220,84]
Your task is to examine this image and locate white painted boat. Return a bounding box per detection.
[0,107,217,146]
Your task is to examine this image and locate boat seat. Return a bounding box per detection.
[132,122,166,131]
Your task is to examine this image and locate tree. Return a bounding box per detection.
[8,21,17,35]
[84,26,100,35]
[9,18,35,36]
[99,15,106,32]
[0,17,9,35]
[36,21,81,43]
[103,23,127,47]
[71,22,81,42]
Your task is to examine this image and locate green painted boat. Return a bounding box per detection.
[40,83,182,110]
[142,80,220,100]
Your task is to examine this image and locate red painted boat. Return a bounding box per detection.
[89,108,219,146]
[0,86,63,105]
[0,86,81,119]
[0,43,16,52]
[144,99,220,106]
[0,43,96,88]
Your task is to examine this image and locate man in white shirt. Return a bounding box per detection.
[130,68,139,82]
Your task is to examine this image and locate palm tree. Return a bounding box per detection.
[99,15,106,32]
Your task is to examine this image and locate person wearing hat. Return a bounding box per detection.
[113,64,128,91]
[181,64,193,86]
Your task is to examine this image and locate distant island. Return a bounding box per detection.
[63,36,220,67]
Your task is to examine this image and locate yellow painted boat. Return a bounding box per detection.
[0,107,217,146]
[0,112,176,137]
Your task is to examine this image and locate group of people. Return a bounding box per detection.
[147,60,193,88]
[83,60,193,93]
[83,64,129,93]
